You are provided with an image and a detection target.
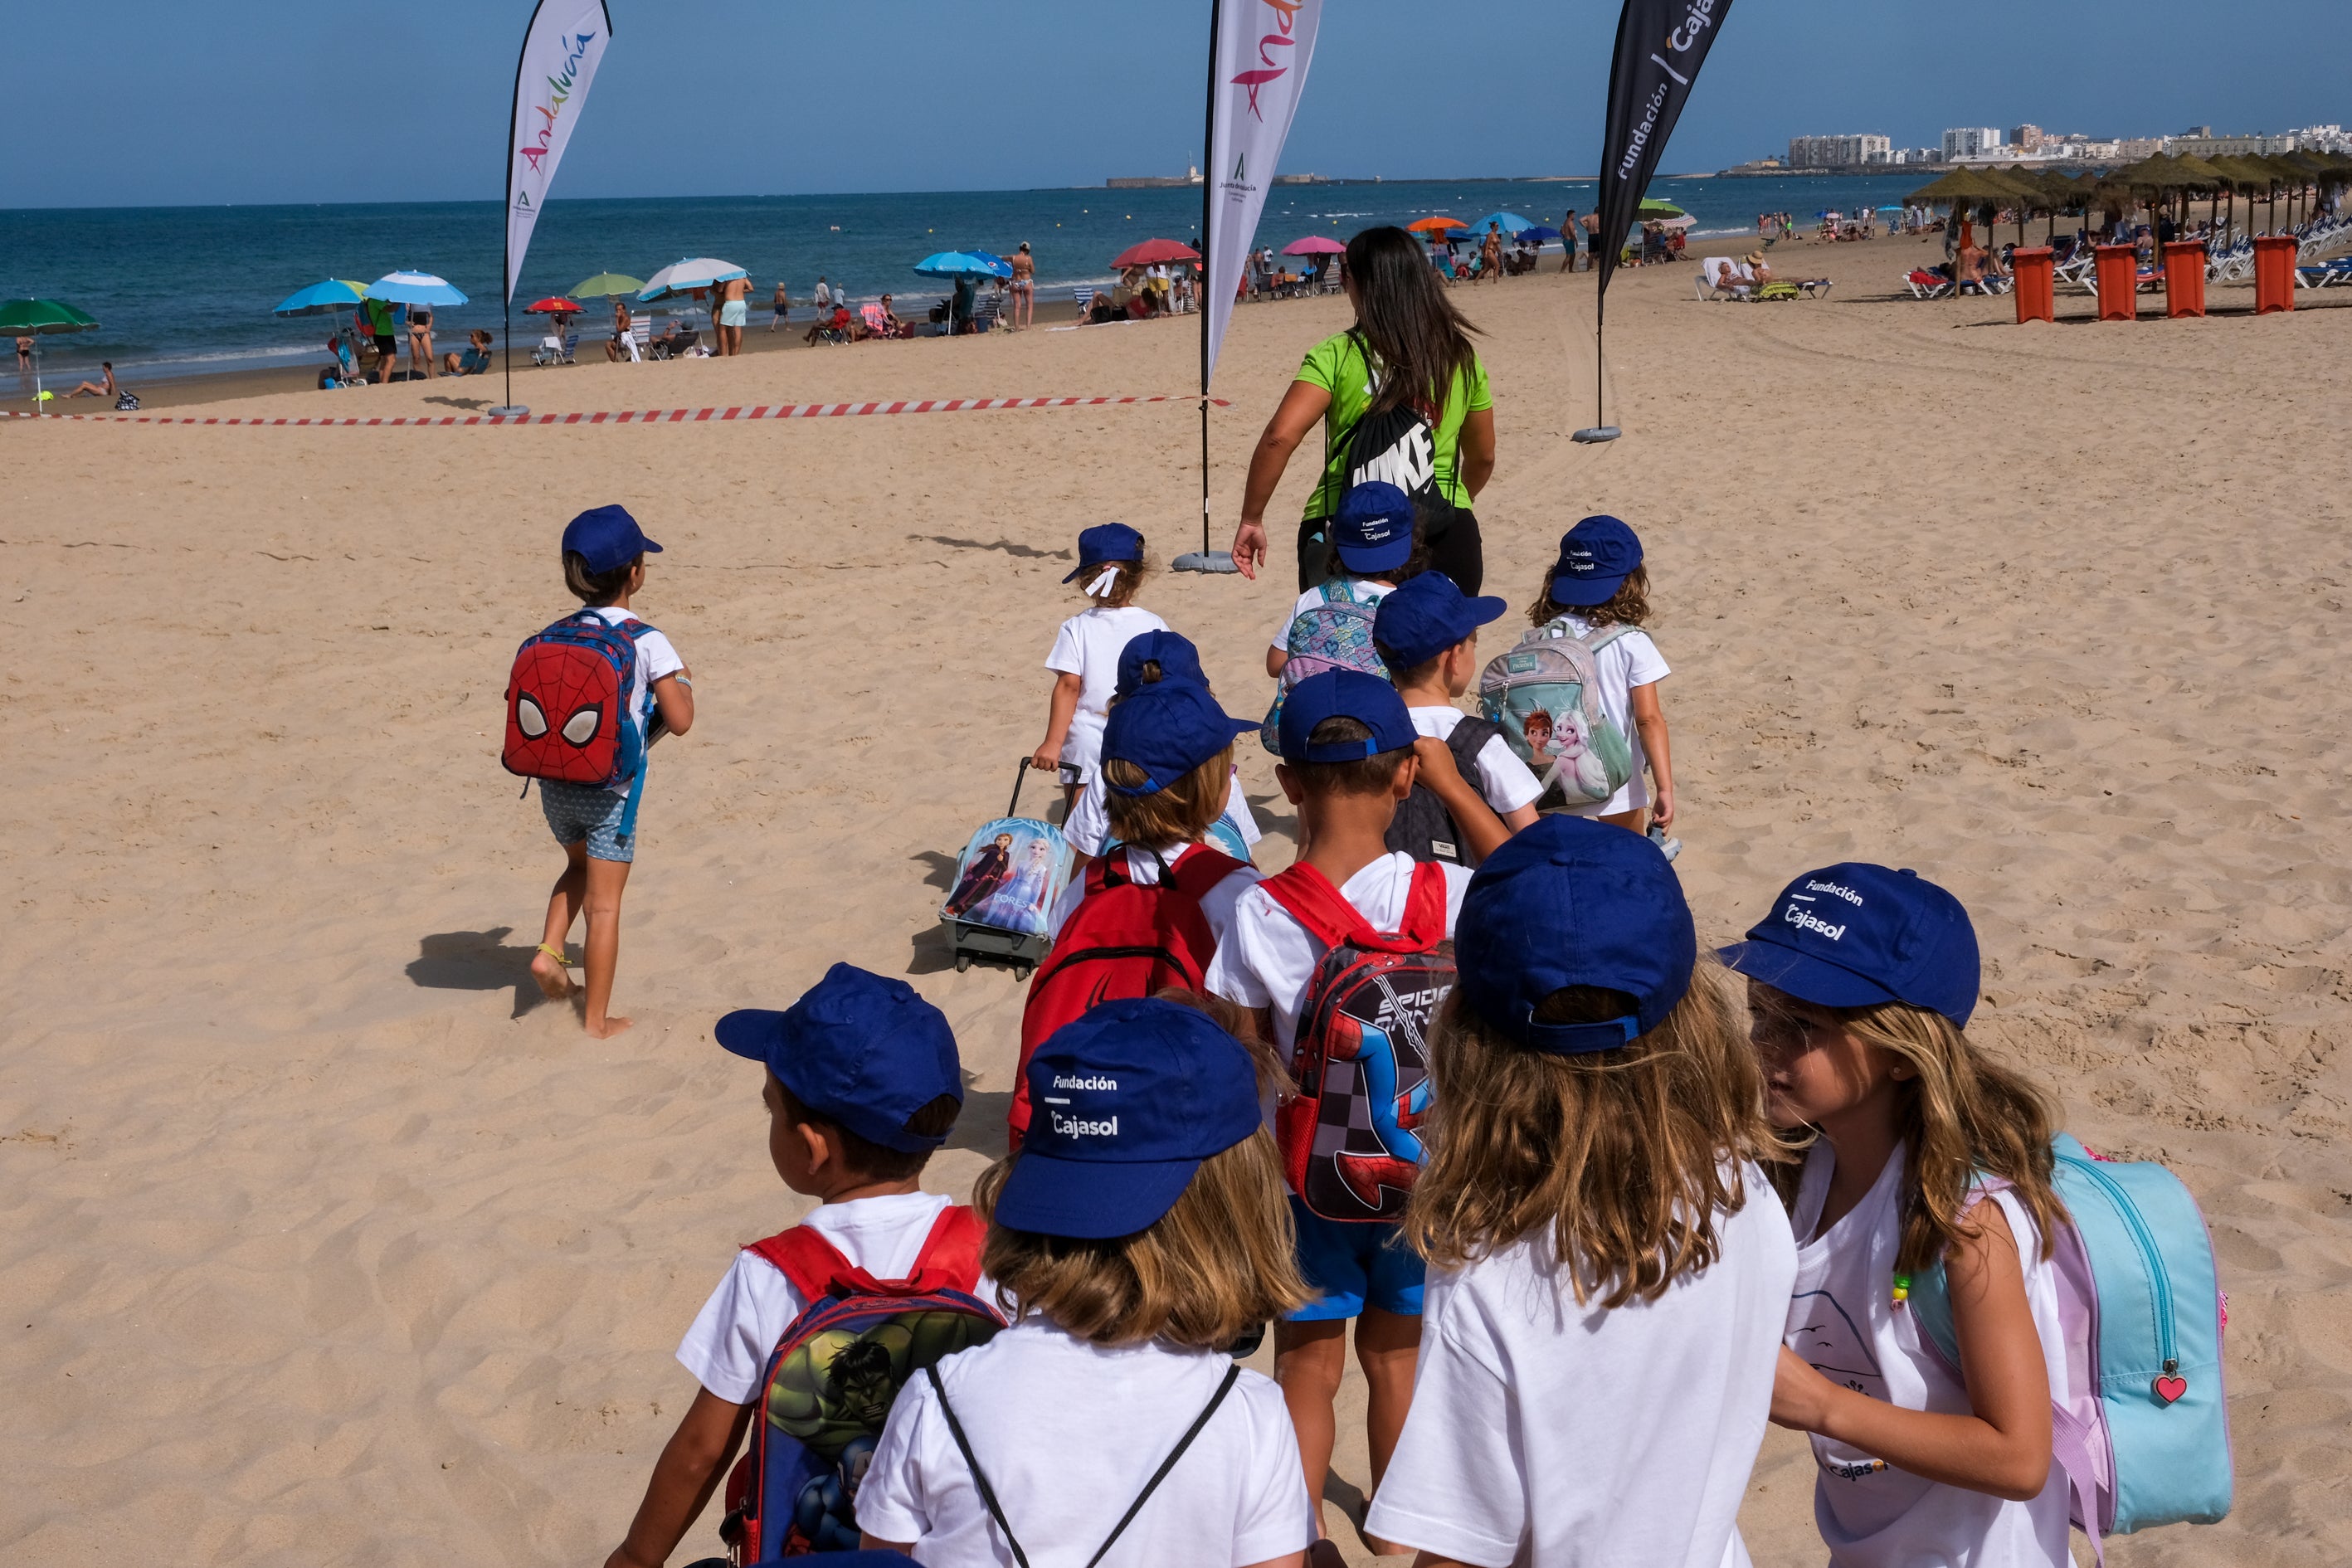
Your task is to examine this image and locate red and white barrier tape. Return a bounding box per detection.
[2,393,1226,427]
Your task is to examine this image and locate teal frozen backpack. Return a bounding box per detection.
[1910,1133,2231,1560]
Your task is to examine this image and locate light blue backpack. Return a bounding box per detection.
[1910,1132,2231,1558]
[1259,579,1389,755]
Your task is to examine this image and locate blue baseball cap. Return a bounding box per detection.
[1332,481,1415,572]
[1374,571,1509,669]
[1718,864,1979,1026]
[1100,680,1256,796]
[1549,515,1643,606]
[995,998,1262,1239]
[715,964,962,1152]
[1277,670,1418,764]
[1455,816,1697,1054]
[1062,522,1145,582]
[1116,629,1206,697]
[562,504,664,574]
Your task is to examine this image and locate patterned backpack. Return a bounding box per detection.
[1260,860,1454,1223]
[1259,581,1390,754]
[1477,620,1637,807]
[721,1206,1004,1561]
[502,609,659,835]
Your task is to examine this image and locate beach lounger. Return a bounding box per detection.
[1794,279,1832,299]
[1903,270,1953,299]
[973,293,1004,332]
[626,321,648,362]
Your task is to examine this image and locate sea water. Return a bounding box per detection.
[0,173,1924,386]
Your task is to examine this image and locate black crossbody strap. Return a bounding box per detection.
[1083,1363,1244,1568]
[925,1364,1031,1568]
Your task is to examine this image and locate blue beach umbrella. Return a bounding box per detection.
[273,279,369,317]
[1468,211,1536,236]
[913,251,1001,279]
[965,250,1016,279]
[637,257,750,302]
[365,270,470,306]
[1515,226,1563,244]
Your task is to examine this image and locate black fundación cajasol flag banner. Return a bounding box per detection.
[1594,0,1733,306]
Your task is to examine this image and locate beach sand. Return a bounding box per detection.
[6,229,2350,1567]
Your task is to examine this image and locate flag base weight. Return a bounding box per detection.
[1572,426,1621,444]
[489,405,530,418]
[1173,551,1241,574]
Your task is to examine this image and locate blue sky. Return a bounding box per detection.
[3,0,2346,209]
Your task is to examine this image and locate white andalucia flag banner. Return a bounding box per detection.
[504,0,615,304]
[1204,0,1323,389]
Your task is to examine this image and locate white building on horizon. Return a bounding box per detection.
[1941,127,2004,160]
[1787,133,1893,168]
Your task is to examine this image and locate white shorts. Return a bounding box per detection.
[1059,711,1107,784]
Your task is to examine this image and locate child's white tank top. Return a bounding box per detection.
[1785,1142,2073,1568]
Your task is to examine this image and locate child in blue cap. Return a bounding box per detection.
[856,997,1317,1566]
[1524,515,1677,851]
[1061,629,1266,872]
[605,964,992,1567]
[1721,865,2075,1568]
[1265,480,1424,682]
[1368,816,1797,1568]
[1034,523,1166,809]
[528,504,694,1038]
[1375,570,1543,859]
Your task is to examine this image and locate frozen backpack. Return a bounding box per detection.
[1908,1133,2232,1558]
[1477,620,1637,807]
[1385,715,1501,866]
[1259,580,1390,755]
[721,1205,1003,1561]
[1260,860,1454,1223]
[1011,845,1249,1145]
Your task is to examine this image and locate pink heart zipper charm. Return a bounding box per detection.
[2152,1373,2188,1405]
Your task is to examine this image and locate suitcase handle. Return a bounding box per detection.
[1008,753,1037,819]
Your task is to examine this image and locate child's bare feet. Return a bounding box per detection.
[584,1014,634,1039]
[530,943,574,1001]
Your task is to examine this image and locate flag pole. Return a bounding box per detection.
[1176,0,1238,573]
[1575,289,1615,442]
[490,0,549,420]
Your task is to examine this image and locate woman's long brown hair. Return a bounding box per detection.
[1343,226,1481,418]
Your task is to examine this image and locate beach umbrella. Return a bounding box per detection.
[913,251,1002,279]
[638,258,749,302]
[0,297,100,411]
[1637,198,1687,219]
[1407,216,1466,232]
[1514,226,1562,244]
[1110,237,1200,268]
[525,296,584,315]
[1281,235,1346,256]
[365,270,470,306]
[965,250,1016,279]
[271,279,368,318]
[1468,211,1536,237]
[572,272,645,299]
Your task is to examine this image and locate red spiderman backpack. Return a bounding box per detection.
[502,608,658,812]
[1010,845,1249,1146]
[1260,859,1454,1223]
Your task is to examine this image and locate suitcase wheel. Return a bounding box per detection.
[1013,965,1033,981]
[955,955,972,973]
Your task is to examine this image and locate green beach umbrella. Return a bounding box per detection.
[572,272,646,299]
[0,298,101,412]
[1637,198,1687,219]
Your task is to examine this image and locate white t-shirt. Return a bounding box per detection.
[1365,1166,1799,1568]
[1543,614,1668,816]
[1047,838,1264,941]
[1410,704,1544,817]
[583,606,684,796]
[1063,762,1264,860]
[1269,577,1390,655]
[814,281,831,307]
[1203,850,1473,1069]
[1784,1143,2072,1568]
[856,1317,1315,1566]
[1046,606,1170,778]
[675,1191,1000,1405]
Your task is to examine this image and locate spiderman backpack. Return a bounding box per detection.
[502,608,659,817]
[720,1205,1003,1561]
[1259,859,1454,1223]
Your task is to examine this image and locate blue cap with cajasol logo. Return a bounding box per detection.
[994,997,1263,1239]
[562,504,665,574]
[1717,864,1979,1026]
[1549,515,1642,606]
[1061,522,1145,582]
[1115,629,1206,698]
[1332,480,1415,572]
[714,963,963,1152]
[1099,679,1257,796]
[1455,815,1697,1054]
[1374,571,1509,670]
[1276,670,1419,764]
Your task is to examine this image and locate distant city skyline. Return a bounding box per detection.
[1774,119,2346,173]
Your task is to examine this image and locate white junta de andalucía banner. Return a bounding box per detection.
[1204,0,1322,390]
[504,0,615,304]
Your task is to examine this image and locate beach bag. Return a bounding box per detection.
[501,611,655,799]
[1333,331,1468,544]
[1259,580,1389,754]
[1908,1133,2232,1557]
[720,1207,1002,1561]
[114,390,139,411]
[1477,621,1638,806]
[1261,860,1454,1223]
[1010,845,1249,1145]
[1384,716,1501,865]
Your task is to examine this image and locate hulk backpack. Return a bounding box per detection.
[720,1205,1003,1561]
[1260,859,1454,1223]
[1384,716,1502,865]
[1477,619,1637,807]
[1259,580,1390,755]
[1011,845,1249,1145]
[1907,1134,2231,1558]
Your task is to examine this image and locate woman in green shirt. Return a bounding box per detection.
[1229,225,1497,592]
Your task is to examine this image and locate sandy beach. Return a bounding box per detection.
[6,227,2350,1566]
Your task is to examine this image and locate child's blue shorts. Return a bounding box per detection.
[539,778,635,863]
[1283,1197,1426,1322]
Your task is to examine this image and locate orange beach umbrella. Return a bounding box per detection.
[1407,216,1467,232]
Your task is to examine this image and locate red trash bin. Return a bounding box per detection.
[2012,247,2055,324]
[2252,233,2297,314]
[2162,241,2207,318]
[2093,245,2141,321]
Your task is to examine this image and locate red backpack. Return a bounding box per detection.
[501,609,657,788]
[1011,845,1249,1143]
[1259,859,1454,1223]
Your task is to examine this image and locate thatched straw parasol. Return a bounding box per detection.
[1906,166,2036,249]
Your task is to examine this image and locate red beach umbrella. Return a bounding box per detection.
[1281,236,1346,256]
[525,296,584,314]
[1407,216,1467,232]
[1110,237,1201,268]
